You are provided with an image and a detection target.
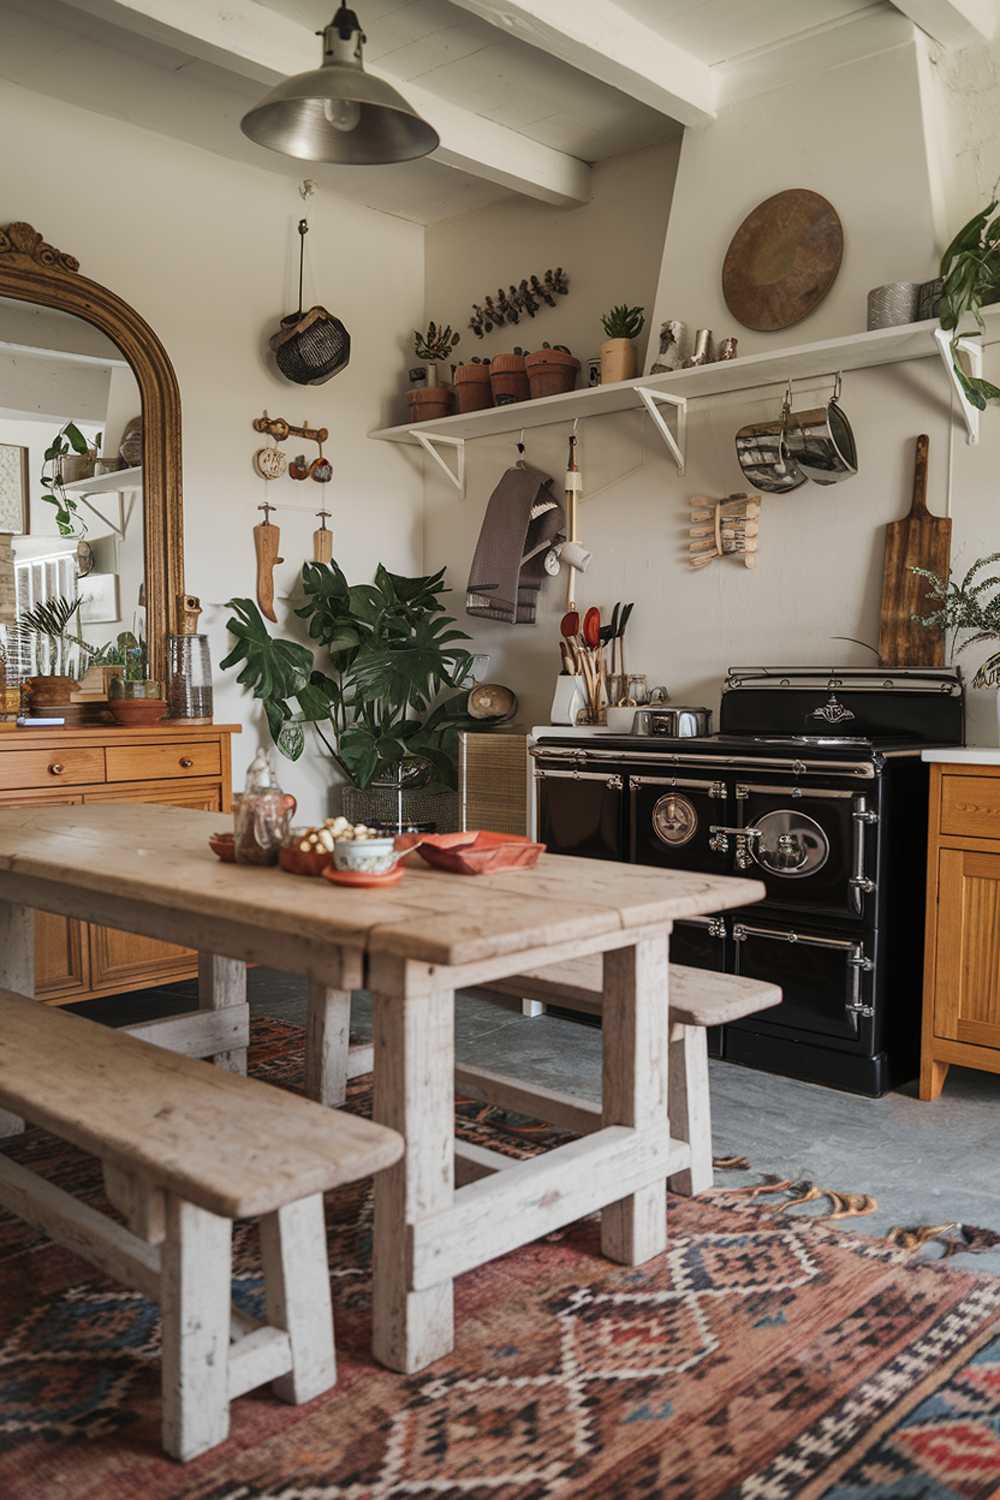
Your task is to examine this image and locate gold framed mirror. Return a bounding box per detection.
[0,222,183,682]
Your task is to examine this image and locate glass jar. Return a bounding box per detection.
[626,673,650,706]
[233,750,296,865]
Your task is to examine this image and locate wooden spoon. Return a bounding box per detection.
[582,606,601,651]
[560,609,580,642]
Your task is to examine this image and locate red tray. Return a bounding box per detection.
[406,830,545,876]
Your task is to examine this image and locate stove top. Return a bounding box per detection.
[535,731,936,760]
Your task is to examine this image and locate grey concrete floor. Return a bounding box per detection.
[83,967,1000,1275]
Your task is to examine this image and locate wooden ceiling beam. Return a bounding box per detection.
[891,0,997,45]
[446,0,717,128]
[64,0,592,207]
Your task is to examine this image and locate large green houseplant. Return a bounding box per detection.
[223,560,475,789]
[939,201,1000,411]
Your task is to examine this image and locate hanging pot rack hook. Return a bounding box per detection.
[833,370,843,402]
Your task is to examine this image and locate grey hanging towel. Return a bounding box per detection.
[466,463,564,624]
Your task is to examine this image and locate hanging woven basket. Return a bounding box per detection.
[269,218,351,386]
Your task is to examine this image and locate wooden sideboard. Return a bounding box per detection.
[920,758,1000,1098]
[0,723,238,1006]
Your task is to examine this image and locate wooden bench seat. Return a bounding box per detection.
[0,991,402,1461]
[479,957,781,1197]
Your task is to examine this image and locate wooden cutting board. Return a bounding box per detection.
[877,434,951,667]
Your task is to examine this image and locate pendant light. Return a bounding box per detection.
[240,5,439,166]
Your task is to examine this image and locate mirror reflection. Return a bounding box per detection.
[0,295,145,700]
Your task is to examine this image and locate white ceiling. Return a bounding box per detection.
[0,0,986,224]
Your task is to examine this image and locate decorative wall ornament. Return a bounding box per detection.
[689,493,761,570]
[723,189,843,332]
[469,268,569,338]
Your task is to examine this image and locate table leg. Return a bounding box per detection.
[305,983,351,1106]
[600,933,670,1265]
[197,954,247,1074]
[372,969,454,1374]
[0,902,32,1138]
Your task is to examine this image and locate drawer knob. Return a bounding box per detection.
[179,757,194,768]
[48,762,65,776]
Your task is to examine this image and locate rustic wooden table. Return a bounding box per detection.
[0,804,764,1374]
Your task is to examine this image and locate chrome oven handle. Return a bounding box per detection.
[709,825,761,868]
[850,796,878,914]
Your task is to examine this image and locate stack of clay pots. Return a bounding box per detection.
[405,344,580,422]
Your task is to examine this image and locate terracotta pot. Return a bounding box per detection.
[600,337,637,384]
[454,363,493,414]
[489,353,530,406]
[407,385,452,423]
[525,348,580,399]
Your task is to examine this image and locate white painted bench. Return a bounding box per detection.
[482,958,781,1194]
[0,990,402,1462]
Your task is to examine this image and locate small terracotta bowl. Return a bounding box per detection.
[209,831,235,863]
[279,843,332,877]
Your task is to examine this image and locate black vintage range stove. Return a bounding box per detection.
[531,667,965,1096]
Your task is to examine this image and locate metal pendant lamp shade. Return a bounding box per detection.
[240,5,439,165]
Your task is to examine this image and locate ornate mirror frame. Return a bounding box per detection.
[0,222,184,680]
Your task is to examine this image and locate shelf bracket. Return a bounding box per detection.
[933,326,982,445]
[410,430,466,496]
[75,493,125,538]
[634,387,687,473]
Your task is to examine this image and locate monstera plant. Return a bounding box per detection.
[223,561,475,789]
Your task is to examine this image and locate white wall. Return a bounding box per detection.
[0,79,425,822]
[422,15,1000,749]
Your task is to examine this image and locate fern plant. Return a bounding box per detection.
[601,304,645,340]
[912,553,1000,685]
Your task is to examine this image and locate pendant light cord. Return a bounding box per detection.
[297,218,308,317]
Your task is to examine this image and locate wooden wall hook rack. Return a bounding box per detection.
[252,411,329,444]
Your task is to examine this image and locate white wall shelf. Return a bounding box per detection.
[61,465,142,496]
[369,311,1000,465]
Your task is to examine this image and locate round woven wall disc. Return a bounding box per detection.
[722,189,843,332]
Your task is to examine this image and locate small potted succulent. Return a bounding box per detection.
[525,341,580,399]
[408,320,460,424]
[600,304,645,384]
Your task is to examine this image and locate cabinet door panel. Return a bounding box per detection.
[84,783,222,987]
[0,792,89,1001]
[935,847,1000,1047]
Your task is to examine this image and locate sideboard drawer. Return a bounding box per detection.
[940,774,1000,840]
[0,747,106,790]
[106,741,222,783]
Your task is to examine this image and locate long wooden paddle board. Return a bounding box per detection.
[877,434,951,667]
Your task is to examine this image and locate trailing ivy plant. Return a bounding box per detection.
[222,561,476,789]
[912,552,1000,685]
[938,201,1000,411]
[40,421,98,537]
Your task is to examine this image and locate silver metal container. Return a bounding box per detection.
[866,282,920,330]
[683,328,713,367]
[782,383,858,485]
[734,416,806,493]
[633,706,712,737]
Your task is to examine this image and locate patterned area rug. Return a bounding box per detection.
[0,1016,998,1498]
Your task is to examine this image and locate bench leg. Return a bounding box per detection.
[0,902,32,1138]
[668,1024,713,1196]
[198,954,247,1075]
[372,979,455,1374]
[260,1194,336,1403]
[601,935,670,1266]
[305,983,351,1106]
[161,1197,232,1462]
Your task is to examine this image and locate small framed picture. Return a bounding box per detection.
[0,444,28,533]
[79,572,121,625]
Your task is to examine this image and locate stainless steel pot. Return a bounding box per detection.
[633,706,712,737]
[783,375,857,484]
[734,416,806,493]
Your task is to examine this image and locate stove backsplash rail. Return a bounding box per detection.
[726,666,963,695]
[529,745,877,779]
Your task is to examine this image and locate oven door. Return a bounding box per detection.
[629,772,732,874]
[735,782,877,922]
[535,766,624,860]
[731,919,874,1048]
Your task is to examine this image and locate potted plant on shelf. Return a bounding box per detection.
[938,202,1000,411]
[222,560,476,827]
[913,553,1000,726]
[408,321,460,425]
[600,304,645,384]
[40,421,100,537]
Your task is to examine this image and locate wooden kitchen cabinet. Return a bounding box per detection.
[0,724,237,1007]
[921,762,1000,1098]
